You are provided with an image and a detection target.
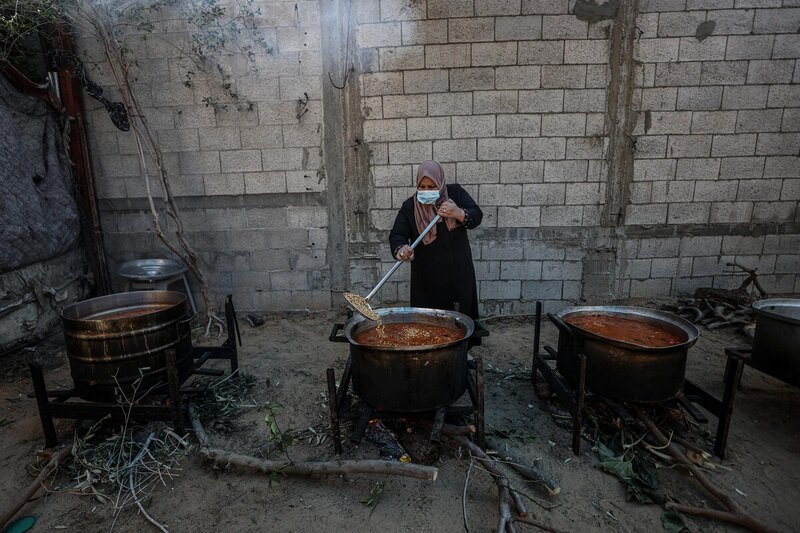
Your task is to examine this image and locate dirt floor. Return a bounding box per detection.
[1,303,799,533]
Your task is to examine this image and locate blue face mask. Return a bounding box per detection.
[417,190,440,205]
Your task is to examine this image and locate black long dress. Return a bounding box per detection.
[388,184,483,319]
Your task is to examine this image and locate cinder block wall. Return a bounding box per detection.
[79,0,799,313]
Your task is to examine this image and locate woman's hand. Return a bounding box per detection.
[437,199,466,223]
[396,245,414,261]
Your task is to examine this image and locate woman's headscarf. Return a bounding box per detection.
[414,160,459,246]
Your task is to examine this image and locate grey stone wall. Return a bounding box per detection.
[79,0,799,313]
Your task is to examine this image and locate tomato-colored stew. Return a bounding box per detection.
[354,323,464,347]
[564,313,683,348]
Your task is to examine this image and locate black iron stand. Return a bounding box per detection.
[528,300,742,458]
[326,356,486,454]
[30,295,241,448]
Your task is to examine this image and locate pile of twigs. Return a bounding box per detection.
[65,419,189,531]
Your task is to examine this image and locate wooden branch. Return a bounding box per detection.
[189,403,437,481]
[632,407,779,533]
[486,437,561,496]
[0,446,71,530]
[203,448,438,481]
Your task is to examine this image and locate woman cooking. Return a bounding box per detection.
[389,160,483,319]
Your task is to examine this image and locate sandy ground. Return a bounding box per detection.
[1,305,799,533]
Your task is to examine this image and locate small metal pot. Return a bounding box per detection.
[331,307,474,412]
[751,299,800,387]
[550,306,699,402]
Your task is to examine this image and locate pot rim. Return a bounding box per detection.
[61,290,187,324]
[555,305,699,352]
[752,298,800,326]
[343,306,475,351]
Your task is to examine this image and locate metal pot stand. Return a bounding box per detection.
[529,301,740,459]
[30,295,241,447]
[327,320,489,453]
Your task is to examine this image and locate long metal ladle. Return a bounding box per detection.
[344,214,441,321]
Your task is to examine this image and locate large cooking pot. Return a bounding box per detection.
[62,291,194,402]
[751,299,800,387]
[550,306,699,402]
[332,307,474,412]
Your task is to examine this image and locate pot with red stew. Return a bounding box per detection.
[333,307,475,412]
[549,306,699,402]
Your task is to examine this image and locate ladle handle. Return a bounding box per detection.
[365,214,441,302]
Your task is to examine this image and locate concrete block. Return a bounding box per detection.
[519,90,564,113]
[503,161,545,183]
[380,46,425,70]
[239,126,283,150]
[639,111,693,135]
[767,85,800,107]
[500,260,542,280]
[383,95,428,118]
[719,156,764,179]
[401,20,449,45]
[783,109,800,132]
[450,67,496,91]
[473,90,518,114]
[428,92,473,116]
[542,260,582,280]
[675,158,720,180]
[541,113,586,136]
[496,15,542,41]
[679,236,722,257]
[629,182,652,204]
[765,156,799,178]
[277,26,321,52]
[773,34,800,58]
[388,141,432,164]
[244,172,287,194]
[370,143,389,165]
[625,259,652,279]
[631,278,672,298]
[737,178,782,200]
[287,169,326,193]
[725,35,774,60]
[701,61,748,85]
[282,122,323,148]
[100,154,140,178]
[543,160,589,182]
[625,204,668,226]
[481,280,522,300]
[633,159,676,181]
[521,280,562,300]
[711,134,757,157]
[735,109,783,132]
[667,202,711,224]
[363,119,407,142]
[497,114,541,137]
[433,139,477,162]
[428,0,473,18]
[658,11,707,37]
[494,67,541,91]
[287,206,328,229]
[204,173,244,195]
[373,165,413,187]
[709,8,755,34]
[564,89,607,112]
[641,88,678,111]
[179,151,221,175]
[721,85,769,110]
[636,38,680,63]
[472,42,519,67]
[651,181,695,202]
[476,0,521,15]
[586,65,609,88]
[752,201,795,221]
[541,15,588,39]
[220,150,262,173]
[449,18,495,43]
[722,235,764,255]
[638,237,680,258]
[655,62,702,86]
[478,138,522,160]
[564,39,609,65]
[709,201,753,223]
[357,22,402,48]
[679,36,727,61]
[407,117,451,140]
[756,133,800,156]
[404,69,449,93]
[361,72,404,96]
[262,148,308,171]
[540,205,583,226]
[480,183,522,205]
[475,260,501,280]
[380,0,426,20]
[157,129,199,152]
[523,183,565,204]
[775,255,800,274]
[694,181,737,201]
[691,111,737,134]
[635,136,668,160]
[482,241,524,260]
[667,135,712,158]
[173,105,217,129]
[541,65,586,89]
[566,182,603,204]
[523,137,566,160]
[677,86,722,111]
[522,0,569,14]
[425,45,471,69]
[518,41,565,65]
[566,137,605,159]
[457,161,500,183]
[747,60,795,84]
[453,115,496,138]
[651,257,679,278]
[753,8,800,34]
